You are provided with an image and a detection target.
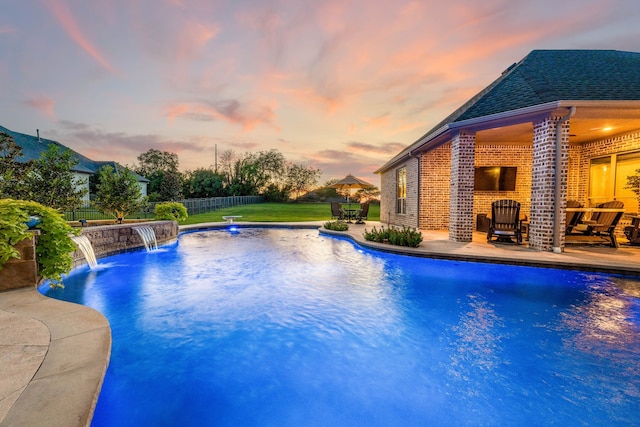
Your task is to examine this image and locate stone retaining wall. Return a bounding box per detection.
[0,232,39,291]
[72,220,178,267]
[0,221,179,290]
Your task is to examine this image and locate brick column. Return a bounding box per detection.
[449,131,476,242]
[529,115,570,251]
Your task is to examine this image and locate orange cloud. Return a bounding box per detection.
[43,0,116,73]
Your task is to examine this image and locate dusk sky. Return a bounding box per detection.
[2,0,639,184]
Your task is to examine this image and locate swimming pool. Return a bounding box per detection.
[41,228,640,426]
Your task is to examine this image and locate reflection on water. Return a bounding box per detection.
[450,294,505,375]
[39,228,640,427]
[558,276,640,403]
[560,276,640,356]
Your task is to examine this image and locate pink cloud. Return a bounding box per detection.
[24,96,56,119]
[43,0,116,73]
[164,98,280,131]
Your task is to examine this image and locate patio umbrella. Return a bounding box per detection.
[330,174,374,211]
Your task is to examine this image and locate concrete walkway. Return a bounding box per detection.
[0,288,110,426]
[3,221,640,426]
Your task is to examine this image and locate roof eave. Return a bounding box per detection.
[375,99,640,174]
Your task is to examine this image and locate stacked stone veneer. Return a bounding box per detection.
[71,220,178,268]
[0,232,39,291]
[1,222,179,289]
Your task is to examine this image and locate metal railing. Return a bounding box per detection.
[64,195,264,221]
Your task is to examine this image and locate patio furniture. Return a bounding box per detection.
[487,199,522,244]
[356,203,369,224]
[624,215,640,245]
[582,200,625,248]
[331,202,345,220]
[342,206,358,223]
[565,200,585,234]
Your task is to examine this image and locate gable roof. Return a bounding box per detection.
[377,49,640,173]
[0,125,148,181]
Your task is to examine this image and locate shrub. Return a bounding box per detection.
[363,225,423,248]
[0,199,78,286]
[155,202,188,222]
[323,220,349,231]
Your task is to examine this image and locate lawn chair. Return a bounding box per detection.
[565,200,584,234]
[330,201,345,220]
[487,199,522,244]
[583,200,624,247]
[356,203,369,224]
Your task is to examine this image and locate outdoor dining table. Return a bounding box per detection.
[342,207,358,223]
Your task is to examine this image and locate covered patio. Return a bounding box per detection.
[376,50,640,253]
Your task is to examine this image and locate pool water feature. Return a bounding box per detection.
[71,235,98,269]
[132,225,158,252]
[41,228,640,426]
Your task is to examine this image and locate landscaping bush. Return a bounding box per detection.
[155,201,188,222]
[0,199,78,286]
[363,225,423,248]
[323,220,349,231]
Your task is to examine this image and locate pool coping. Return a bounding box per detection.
[3,220,640,426]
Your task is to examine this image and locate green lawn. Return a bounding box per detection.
[181,202,380,225]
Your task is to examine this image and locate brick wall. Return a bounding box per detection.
[528,115,570,251]
[420,144,451,229]
[474,144,533,224]
[380,126,640,249]
[379,157,419,227]
[449,132,476,241]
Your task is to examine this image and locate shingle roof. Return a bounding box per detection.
[431,49,640,129]
[0,125,148,181]
[376,49,640,174]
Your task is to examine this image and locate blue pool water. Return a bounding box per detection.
[41,228,640,426]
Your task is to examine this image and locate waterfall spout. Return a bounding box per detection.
[72,235,98,269]
[133,226,158,252]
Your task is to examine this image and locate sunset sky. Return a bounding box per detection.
[2,0,639,184]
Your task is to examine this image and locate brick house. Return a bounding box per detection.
[375,50,640,252]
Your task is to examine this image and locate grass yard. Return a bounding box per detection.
[181,202,380,225]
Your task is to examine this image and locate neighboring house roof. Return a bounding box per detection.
[0,125,149,182]
[377,49,640,173]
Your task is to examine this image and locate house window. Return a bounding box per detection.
[396,167,406,214]
[589,151,640,211]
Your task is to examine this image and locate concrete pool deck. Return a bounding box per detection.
[3,220,640,426]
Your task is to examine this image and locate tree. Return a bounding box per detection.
[134,148,179,176]
[225,149,287,196]
[286,163,321,201]
[310,179,341,202]
[355,186,381,203]
[93,164,148,222]
[183,168,227,198]
[0,132,32,200]
[133,149,183,201]
[28,144,87,211]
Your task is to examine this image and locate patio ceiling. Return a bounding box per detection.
[477,106,640,146]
